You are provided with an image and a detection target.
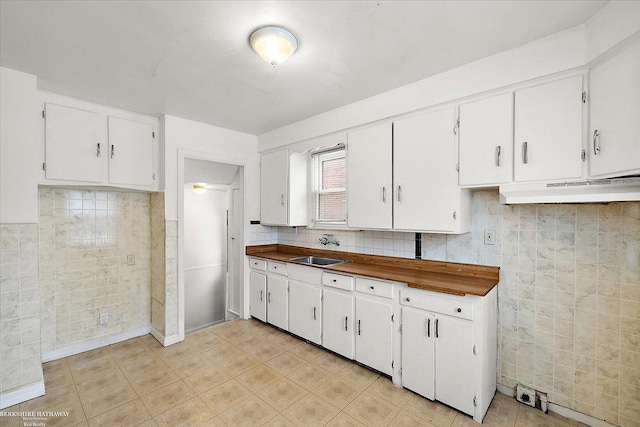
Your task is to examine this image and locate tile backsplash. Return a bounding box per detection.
[0,223,43,395]
[275,190,639,426]
[38,188,151,354]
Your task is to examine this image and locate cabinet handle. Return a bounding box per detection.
[522,142,528,164]
[435,318,439,338]
[370,286,374,290]
[358,319,361,335]
[111,144,115,159]
[382,186,387,203]
[405,297,410,302]
[332,279,337,282]
[313,306,316,320]
[345,316,348,331]
[260,290,263,302]
[427,318,430,337]
[280,194,285,206]
[268,292,271,303]
[456,307,462,313]
[495,145,501,167]
[593,130,600,156]
[397,185,402,202]
[97,143,101,157]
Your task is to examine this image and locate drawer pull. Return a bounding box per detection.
[456,308,462,313]
[405,297,410,302]
[333,279,337,282]
[370,286,374,290]
[273,266,277,270]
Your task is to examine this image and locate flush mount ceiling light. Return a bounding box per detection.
[192,184,207,194]
[250,26,298,67]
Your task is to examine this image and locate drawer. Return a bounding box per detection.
[249,258,267,271]
[400,289,473,320]
[355,277,393,299]
[268,261,287,275]
[322,272,353,291]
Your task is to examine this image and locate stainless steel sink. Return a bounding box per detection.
[288,256,349,266]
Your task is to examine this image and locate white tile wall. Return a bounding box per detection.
[270,190,640,426]
[38,188,151,353]
[0,223,43,394]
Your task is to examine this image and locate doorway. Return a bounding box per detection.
[183,158,244,333]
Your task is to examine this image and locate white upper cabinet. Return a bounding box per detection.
[260,149,307,226]
[108,117,154,186]
[458,93,514,186]
[514,75,584,182]
[347,122,393,229]
[43,102,157,189]
[394,108,469,233]
[589,41,640,178]
[45,103,106,183]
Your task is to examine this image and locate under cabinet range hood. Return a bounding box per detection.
[499,178,640,204]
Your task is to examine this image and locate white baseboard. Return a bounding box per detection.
[150,327,183,347]
[0,380,45,410]
[497,384,616,427]
[41,326,151,362]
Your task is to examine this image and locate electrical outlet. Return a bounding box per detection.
[99,312,109,325]
[516,384,536,407]
[484,229,495,245]
[127,254,135,265]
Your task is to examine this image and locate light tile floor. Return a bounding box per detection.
[3,319,588,426]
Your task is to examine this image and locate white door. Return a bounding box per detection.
[288,281,322,344]
[394,108,457,232]
[459,93,514,186]
[260,149,288,225]
[589,41,640,178]
[514,76,583,182]
[355,297,393,376]
[44,103,106,183]
[250,271,266,322]
[401,308,435,400]
[322,290,355,359]
[347,123,392,229]
[267,275,288,331]
[435,315,475,416]
[108,117,154,186]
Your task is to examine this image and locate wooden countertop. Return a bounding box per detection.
[246,244,499,297]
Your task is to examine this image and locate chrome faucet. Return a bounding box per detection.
[319,234,340,246]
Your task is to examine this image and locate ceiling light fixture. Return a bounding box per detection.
[250,26,298,67]
[192,184,207,194]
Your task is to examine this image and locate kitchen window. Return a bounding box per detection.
[312,148,346,225]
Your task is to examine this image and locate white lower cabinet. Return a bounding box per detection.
[249,270,267,322]
[401,308,435,400]
[267,274,288,330]
[322,289,354,359]
[288,280,322,345]
[355,297,393,376]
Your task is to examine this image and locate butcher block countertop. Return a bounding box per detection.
[246,244,499,297]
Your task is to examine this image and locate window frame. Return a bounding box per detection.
[311,148,347,226]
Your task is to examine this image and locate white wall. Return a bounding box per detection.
[0,67,38,223]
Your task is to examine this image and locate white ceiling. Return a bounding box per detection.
[0,1,608,135]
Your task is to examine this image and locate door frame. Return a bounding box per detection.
[177,149,246,340]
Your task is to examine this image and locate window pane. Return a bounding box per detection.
[322,157,345,190]
[319,191,346,221]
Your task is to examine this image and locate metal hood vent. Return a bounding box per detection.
[499,178,640,204]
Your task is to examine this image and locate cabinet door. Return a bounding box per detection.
[514,76,583,182]
[322,289,354,359]
[590,41,640,178]
[108,117,154,186]
[435,315,474,416]
[250,271,267,322]
[260,149,288,225]
[401,308,435,400]
[347,123,392,229]
[267,275,288,331]
[355,297,393,376]
[289,281,322,344]
[44,103,106,183]
[394,108,457,231]
[459,93,513,186]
